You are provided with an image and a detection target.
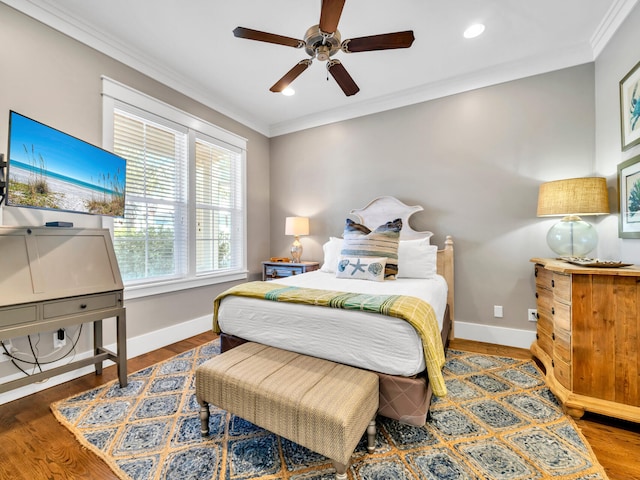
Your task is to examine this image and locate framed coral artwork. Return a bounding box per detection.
[618,154,640,238]
[620,60,640,151]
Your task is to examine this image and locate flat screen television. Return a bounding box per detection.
[5,111,126,217]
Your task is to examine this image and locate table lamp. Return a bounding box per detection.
[285,216,309,263]
[537,177,609,257]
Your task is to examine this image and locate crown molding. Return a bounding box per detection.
[2,0,271,136]
[591,0,639,58]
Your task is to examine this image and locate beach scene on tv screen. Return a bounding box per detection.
[8,113,126,217]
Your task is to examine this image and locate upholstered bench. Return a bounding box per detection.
[195,342,379,479]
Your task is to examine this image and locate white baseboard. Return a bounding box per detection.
[454,321,536,350]
[0,314,212,405]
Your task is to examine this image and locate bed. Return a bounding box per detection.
[214,196,454,425]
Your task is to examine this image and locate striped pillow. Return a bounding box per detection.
[341,218,402,279]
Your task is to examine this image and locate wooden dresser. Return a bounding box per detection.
[0,226,127,393]
[530,258,640,422]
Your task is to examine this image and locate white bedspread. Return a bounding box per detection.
[217,270,448,376]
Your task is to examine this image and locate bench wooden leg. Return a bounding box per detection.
[198,398,210,436]
[332,461,347,480]
[367,418,376,454]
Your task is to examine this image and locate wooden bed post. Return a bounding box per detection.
[437,235,454,340]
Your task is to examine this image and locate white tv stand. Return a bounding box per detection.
[0,226,127,393]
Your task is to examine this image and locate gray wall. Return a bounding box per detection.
[0,3,270,371]
[270,64,596,336]
[595,3,640,262]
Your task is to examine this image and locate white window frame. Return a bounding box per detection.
[101,76,247,300]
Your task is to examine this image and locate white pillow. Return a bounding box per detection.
[336,256,387,282]
[320,237,344,273]
[397,239,438,278]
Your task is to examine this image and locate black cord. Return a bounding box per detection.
[0,325,84,371]
[27,335,43,373]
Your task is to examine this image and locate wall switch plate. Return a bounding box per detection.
[494,305,503,318]
[528,308,538,322]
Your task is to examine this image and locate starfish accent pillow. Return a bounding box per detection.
[336,256,387,281]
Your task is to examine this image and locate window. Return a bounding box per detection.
[102,78,247,298]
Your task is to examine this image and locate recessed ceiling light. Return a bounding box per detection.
[463,24,485,39]
[282,87,295,96]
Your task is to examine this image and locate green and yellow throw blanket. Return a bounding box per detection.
[213,281,447,397]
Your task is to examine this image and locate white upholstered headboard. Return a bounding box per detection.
[349,196,433,240]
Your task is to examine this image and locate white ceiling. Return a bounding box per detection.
[5,0,638,137]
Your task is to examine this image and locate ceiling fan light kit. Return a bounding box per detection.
[233,0,415,96]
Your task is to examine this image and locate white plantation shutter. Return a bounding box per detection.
[112,109,188,282]
[195,137,244,274]
[102,78,247,295]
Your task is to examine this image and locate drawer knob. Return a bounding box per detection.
[551,279,555,288]
[552,332,555,340]
[536,312,540,319]
[534,267,538,277]
[535,292,538,298]
[271,271,277,278]
[551,307,555,315]
[80,304,87,309]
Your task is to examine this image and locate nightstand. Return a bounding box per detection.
[262,261,319,281]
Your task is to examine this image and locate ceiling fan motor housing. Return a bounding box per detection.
[304,25,341,61]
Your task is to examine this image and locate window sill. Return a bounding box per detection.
[123,271,248,300]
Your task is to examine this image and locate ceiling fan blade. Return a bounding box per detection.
[327,60,359,96]
[270,60,312,92]
[319,0,345,33]
[342,31,415,53]
[233,26,304,48]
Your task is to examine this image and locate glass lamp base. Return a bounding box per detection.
[546,217,597,257]
[290,237,303,263]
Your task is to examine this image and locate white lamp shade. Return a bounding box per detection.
[285,217,309,236]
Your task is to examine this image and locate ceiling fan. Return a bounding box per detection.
[233,0,415,96]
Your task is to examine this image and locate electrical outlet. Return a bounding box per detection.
[528,308,538,322]
[53,331,66,349]
[494,305,503,318]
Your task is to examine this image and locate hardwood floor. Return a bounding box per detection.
[0,333,637,479]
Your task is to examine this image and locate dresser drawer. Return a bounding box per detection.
[553,302,571,333]
[537,331,553,358]
[535,264,553,289]
[537,312,553,337]
[536,289,553,316]
[554,357,571,389]
[552,273,571,304]
[0,304,38,329]
[43,293,119,319]
[554,328,571,363]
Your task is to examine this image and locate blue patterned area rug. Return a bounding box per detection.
[51,340,608,479]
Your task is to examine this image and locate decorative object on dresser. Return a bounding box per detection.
[618,153,640,238]
[620,59,640,151]
[0,226,127,393]
[262,260,319,281]
[530,257,640,423]
[536,177,609,257]
[284,216,309,263]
